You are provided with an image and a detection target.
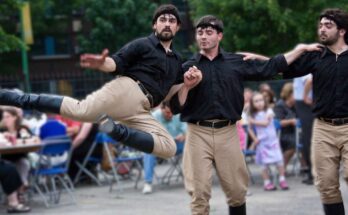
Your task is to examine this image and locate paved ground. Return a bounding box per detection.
[1,163,347,215]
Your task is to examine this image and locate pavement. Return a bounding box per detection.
[1,162,347,215]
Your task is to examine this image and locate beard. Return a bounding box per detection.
[318,31,339,46]
[156,28,174,42]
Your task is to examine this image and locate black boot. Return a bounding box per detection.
[323,202,345,215]
[98,114,154,153]
[229,203,246,215]
[0,89,63,113]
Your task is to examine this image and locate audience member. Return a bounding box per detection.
[0,107,38,199]
[274,83,297,172]
[0,159,31,213]
[69,122,101,182]
[248,92,289,191]
[142,102,186,194]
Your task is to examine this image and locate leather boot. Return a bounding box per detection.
[229,203,246,215]
[98,114,154,153]
[0,89,63,113]
[323,202,345,215]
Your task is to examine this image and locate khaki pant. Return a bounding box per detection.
[312,119,348,204]
[183,123,249,215]
[60,76,176,158]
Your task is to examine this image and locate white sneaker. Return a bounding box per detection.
[142,183,153,194]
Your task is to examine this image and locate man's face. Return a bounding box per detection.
[161,106,173,121]
[196,26,222,51]
[153,14,180,42]
[318,17,341,46]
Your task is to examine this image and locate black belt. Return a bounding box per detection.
[136,81,154,108]
[318,117,348,126]
[193,120,232,128]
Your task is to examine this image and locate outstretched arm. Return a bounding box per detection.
[239,43,323,64]
[237,52,270,61]
[80,49,116,72]
[283,43,323,65]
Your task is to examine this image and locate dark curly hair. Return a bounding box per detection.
[152,4,181,24]
[319,8,348,44]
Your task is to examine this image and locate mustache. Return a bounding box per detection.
[162,27,172,33]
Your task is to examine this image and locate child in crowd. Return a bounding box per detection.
[248,92,289,191]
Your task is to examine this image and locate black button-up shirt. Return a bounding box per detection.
[170,49,288,123]
[283,47,348,118]
[111,33,183,106]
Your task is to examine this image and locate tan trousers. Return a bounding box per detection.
[60,76,176,158]
[183,123,249,215]
[312,119,348,204]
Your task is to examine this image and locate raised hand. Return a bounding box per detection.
[184,66,203,90]
[80,49,109,69]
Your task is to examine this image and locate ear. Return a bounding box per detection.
[175,24,181,33]
[218,32,223,41]
[339,28,346,37]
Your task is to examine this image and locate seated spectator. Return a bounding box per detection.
[68,122,101,182]
[22,111,47,136]
[0,159,31,213]
[142,102,186,194]
[0,107,39,199]
[274,83,297,172]
[54,115,81,138]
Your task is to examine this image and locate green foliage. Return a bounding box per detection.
[0,27,24,53]
[30,0,85,34]
[0,0,23,53]
[78,0,160,53]
[189,0,348,55]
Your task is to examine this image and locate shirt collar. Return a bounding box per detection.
[148,33,178,58]
[194,47,226,62]
[320,47,332,58]
[320,46,348,58]
[148,33,161,47]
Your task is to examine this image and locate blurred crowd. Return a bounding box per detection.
[0,77,314,212]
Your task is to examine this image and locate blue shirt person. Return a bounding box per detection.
[142,102,186,194]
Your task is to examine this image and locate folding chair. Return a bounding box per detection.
[74,133,143,193]
[109,147,143,192]
[74,132,118,186]
[161,141,184,185]
[32,135,75,208]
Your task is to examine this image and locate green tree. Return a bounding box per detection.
[78,0,161,53]
[189,0,348,55]
[0,0,23,53]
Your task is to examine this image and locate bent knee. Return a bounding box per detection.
[152,136,176,159]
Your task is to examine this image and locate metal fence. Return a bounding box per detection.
[0,72,113,99]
